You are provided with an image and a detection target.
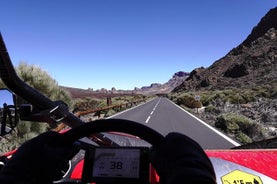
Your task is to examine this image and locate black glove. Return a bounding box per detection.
[0,131,79,184]
[150,132,216,184]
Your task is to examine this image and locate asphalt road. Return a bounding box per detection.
[110,97,240,149]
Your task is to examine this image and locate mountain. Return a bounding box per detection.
[62,71,189,98]
[134,71,189,95]
[173,7,277,92]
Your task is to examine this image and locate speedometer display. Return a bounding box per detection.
[92,148,140,178]
[82,146,149,184]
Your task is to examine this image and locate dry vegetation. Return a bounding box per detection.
[168,86,277,144]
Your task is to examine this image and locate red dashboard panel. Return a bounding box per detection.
[206,149,277,180]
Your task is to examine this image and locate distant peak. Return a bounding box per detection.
[173,71,190,77]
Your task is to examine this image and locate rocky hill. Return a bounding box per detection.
[173,7,277,92]
[171,7,277,144]
[134,71,189,95]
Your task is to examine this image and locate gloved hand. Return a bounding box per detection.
[0,131,79,184]
[150,132,216,184]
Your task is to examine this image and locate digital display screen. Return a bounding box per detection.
[92,148,140,178]
[82,146,149,183]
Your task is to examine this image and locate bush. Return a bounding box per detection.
[236,132,252,144]
[215,113,266,144]
[205,105,221,114]
[176,93,202,108]
[270,86,277,98]
[16,62,72,106]
[228,93,245,104]
[200,94,213,106]
[105,109,116,117]
[0,62,73,153]
[74,97,101,112]
[215,114,240,134]
[241,91,256,103]
[168,93,179,104]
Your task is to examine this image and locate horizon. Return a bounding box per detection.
[1,1,276,90]
[61,70,189,91]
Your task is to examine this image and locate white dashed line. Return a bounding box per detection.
[145,97,161,123]
[145,116,151,123]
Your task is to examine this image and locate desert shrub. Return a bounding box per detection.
[105,109,116,117]
[16,62,72,106]
[216,91,227,100]
[270,86,277,98]
[113,96,129,104]
[205,105,221,114]
[0,135,25,154]
[250,123,267,141]
[259,91,271,98]
[0,62,73,153]
[74,97,101,112]
[209,90,226,103]
[16,121,48,139]
[215,114,240,134]
[176,94,188,105]
[254,87,270,98]
[236,132,252,144]
[200,93,215,106]
[200,90,234,105]
[223,89,235,96]
[167,93,179,103]
[228,93,245,104]
[234,116,255,135]
[241,90,256,103]
[214,89,257,104]
[176,93,202,108]
[215,113,266,144]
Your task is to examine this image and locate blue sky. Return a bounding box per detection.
[1,1,276,90]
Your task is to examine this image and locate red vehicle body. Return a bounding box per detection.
[1,132,277,183]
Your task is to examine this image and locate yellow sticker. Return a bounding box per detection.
[221,170,263,184]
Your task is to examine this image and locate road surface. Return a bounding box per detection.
[109,97,240,149]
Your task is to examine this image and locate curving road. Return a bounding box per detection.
[109,97,240,149]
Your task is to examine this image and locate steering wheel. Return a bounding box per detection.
[58,118,165,183]
[62,119,164,145]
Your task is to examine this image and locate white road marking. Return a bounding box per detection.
[107,99,155,119]
[145,116,151,123]
[145,97,161,123]
[167,98,241,147]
